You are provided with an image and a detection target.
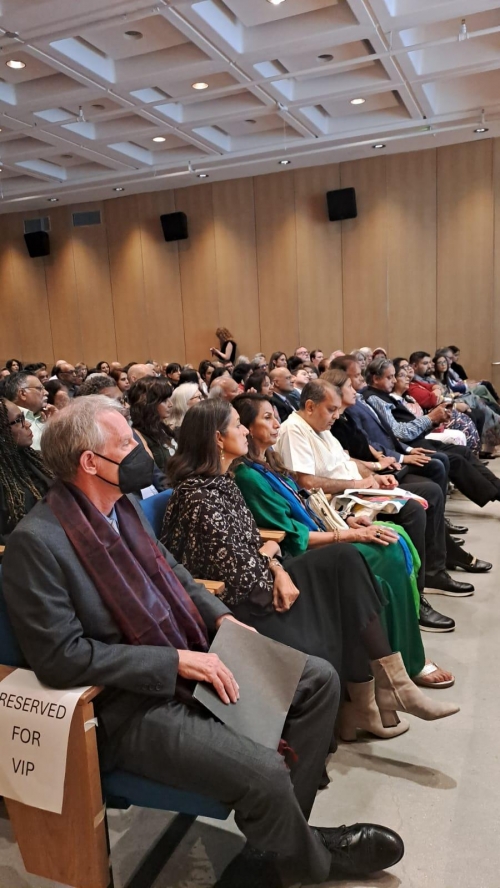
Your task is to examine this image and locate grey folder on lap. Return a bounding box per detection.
[193,620,307,749]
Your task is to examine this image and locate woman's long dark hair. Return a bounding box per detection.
[167,399,232,485]
[6,359,22,373]
[128,377,174,445]
[269,351,286,371]
[232,393,291,478]
[433,349,452,385]
[0,398,50,527]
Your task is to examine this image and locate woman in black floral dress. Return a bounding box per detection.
[161,400,458,733]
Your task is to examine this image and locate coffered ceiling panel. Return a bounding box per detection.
[0,0,498,211]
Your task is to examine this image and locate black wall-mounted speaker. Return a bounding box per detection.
[160,211,188,242]
[24,231,50,258]
[326,187,357,221]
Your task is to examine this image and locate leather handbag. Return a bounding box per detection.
[307,488,349,531]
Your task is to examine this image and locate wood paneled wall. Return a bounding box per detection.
[1,139,499,379]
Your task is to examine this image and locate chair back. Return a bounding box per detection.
[139,489,173,538]
[0,567,27,667]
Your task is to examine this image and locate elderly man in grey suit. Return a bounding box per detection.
[2,396,403,887]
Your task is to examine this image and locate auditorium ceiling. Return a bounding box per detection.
[0,0,499,209]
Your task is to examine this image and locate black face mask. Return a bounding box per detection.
[93,444,154,494]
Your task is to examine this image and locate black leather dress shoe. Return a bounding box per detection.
[445,518,468,534]
[425,571,474,596]
[447,557,493,573]
[316,824,404,878]
[419,597,455,632]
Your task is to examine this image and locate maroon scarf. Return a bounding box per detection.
[46,481,208,651]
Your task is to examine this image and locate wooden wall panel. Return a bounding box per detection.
[44,206,83,363]
[0,215,22,367]
[71,202,117,366]
[107,195,148,364]
[492,139,500,392]
[7,218,53,367]
[175,184,219,365]
[137,190,185,365]
[386,149,437,359]
[294,164,343,352]
[254,171,299,357]
[212,178,260,361]
[437,141,494,380]
[340,156,388,352]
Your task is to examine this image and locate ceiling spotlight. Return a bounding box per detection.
[6,59,25,69]
[92,103,105,111]
[317,53,334,62]
[192,82,208,90]
[48,198,59,202]
[197,173,209,178]
[458,18,468,42]
[474,127,489,134]
[114,187,125,192]
[351,97,365,105]
[152,136,166,142]
[267,0,286,4]
[245,119,257,124]
[372,143,386,149]
[124,30,143,39]
[278,159,291,165]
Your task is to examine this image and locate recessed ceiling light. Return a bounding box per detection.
[192,82,209,90]
[317,53,333,62]
[48,198,59,202]
[61,153,73,159]
[113,187,125,192]
[350,97,365,105]
[474,127,489,133]
[279,159,291,165]
[92,103,105,111]
[245,119,257,124]
[6,59,25,69]
[124,30,143,39]
[267,0,286,4]
[152,136,166,142]
[197,173,209,178]
[372,143,386,149]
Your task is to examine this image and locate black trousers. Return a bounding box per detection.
[101,656,339,884]
[388,479,446,587]
[415,440,500,507]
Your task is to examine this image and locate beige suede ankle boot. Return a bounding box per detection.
[339,679,410,741]
[371,652,460,722]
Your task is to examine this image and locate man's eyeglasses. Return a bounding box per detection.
[9,414,26,428]
[24,385,46,393]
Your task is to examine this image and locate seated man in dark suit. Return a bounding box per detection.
[2,395,403,888]
[270,367,296,422]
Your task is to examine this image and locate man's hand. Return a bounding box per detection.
[428,405,451,424]
[353,475,379,490]
[272,570,300,613]
[42,405,57,420]
[403,452,432,467]
[377,474,398,489]
[215,614,257,633]
[377,455,400,471]
[177,650,240,704]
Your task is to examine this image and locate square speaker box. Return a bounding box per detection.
[326,187,357,221]
[160,211,189,242]
[24,231,50,258]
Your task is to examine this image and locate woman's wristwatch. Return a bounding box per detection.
[262,553,282,571]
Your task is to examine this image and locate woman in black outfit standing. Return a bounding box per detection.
[210,327,237,365]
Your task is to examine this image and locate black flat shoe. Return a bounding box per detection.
[447,557,493,573]
[445,518,468,534]
[425,571,474,596]
[316,824,404,878]
[419,597,455,632]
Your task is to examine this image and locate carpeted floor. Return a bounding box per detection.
[1,481,500,888]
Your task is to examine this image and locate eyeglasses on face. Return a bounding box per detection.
[24,385,46,393]
[9,413,26,427]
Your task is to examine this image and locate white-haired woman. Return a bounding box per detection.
[169,382,203,433]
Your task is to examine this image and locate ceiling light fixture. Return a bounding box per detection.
[192,82,208,90]
[152,136,166,142]
[474,127,488,134]
[48,198,59,202]
[350,98,365,105]
[124,30,143,39]
[92,103,105,111]
[458,18,468,42]
[372,143,386,149]
[6,59,25,69]
[245,119,257,124]
[197,173,209,178]
[267,0,286,5]
[317,53,333,62]
[278,159,291,165]
[474,109,488,134]
[113,187,125,192]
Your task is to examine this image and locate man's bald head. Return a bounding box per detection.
[127,363,153,384]
[270,367,293,393]
[208,377,240,402]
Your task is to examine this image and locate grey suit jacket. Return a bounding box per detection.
[2,496,231,735]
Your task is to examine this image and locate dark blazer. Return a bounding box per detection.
[346,399,407,461]
[271,393,295,423]
[2,496,230,735]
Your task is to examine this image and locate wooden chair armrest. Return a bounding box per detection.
[196,579,225,596]
[259,529,286,544]
[0,665,102,707]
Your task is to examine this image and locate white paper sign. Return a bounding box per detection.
[0,669,90,814]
